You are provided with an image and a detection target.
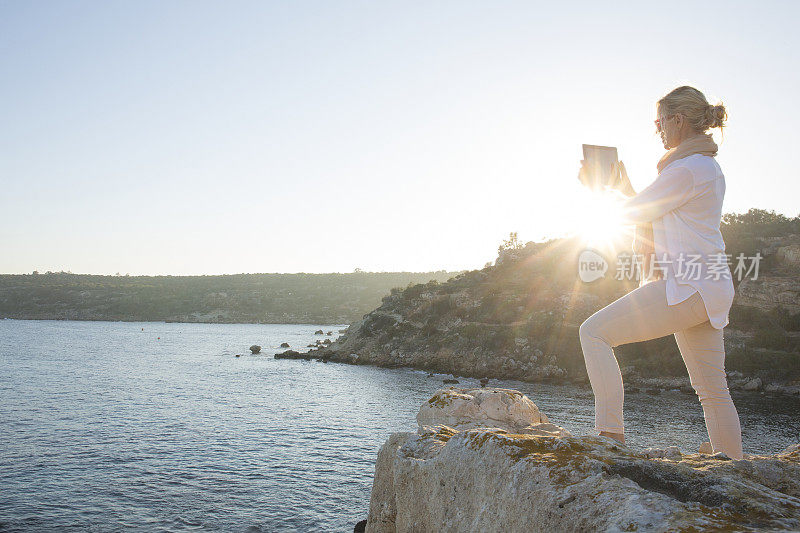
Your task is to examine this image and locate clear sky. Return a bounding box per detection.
[2,1,798,275]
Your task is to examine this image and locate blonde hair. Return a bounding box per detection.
[658,86,727,133]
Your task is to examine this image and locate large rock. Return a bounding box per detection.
[743,377,763,391]
[274,349,310,360]
[417,387,568,437]
[365,388,800,532]
[735,276,800,313]
[777,244,800,267]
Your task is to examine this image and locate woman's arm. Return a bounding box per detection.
[618,165,695,225]
[578,158,695,225]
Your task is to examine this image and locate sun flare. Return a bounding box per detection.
[571,188,629,248]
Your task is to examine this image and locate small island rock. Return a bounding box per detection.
[274,349,311,361]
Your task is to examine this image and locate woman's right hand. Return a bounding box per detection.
[577,159,593,189]
[579,159,636,197]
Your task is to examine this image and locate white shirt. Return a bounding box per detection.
[619,153,735,329]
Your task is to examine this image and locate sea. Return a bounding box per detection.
[1,319,798,532]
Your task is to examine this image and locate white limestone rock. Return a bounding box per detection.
[366,388,800,532]
[416,387,569,437]
[642,445,682,460]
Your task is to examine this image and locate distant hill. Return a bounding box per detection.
[0,271,464,324]
[312,209,800,391]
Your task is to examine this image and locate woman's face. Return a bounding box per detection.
[656,105,680,149]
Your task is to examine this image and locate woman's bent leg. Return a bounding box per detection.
[579,280,707,436]
[674,323,743,459]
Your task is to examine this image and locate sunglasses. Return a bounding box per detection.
[654,114,678,133]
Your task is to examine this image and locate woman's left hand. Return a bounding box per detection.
[609,161,636,197]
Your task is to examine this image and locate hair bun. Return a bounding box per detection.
[659,86,726,133]
[705,103,727,129]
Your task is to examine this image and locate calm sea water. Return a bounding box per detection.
[1,320,798,532]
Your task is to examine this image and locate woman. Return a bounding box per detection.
[577,85,743,459]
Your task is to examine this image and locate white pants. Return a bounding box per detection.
[579,279,743,459]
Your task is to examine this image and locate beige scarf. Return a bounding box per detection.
[634,133,718,284]
[657,133,718,173]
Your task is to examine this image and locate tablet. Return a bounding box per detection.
[581,144,618,191]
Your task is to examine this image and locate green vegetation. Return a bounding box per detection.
[0,271,462,324]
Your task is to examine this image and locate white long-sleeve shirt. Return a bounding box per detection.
[619,154,735,329]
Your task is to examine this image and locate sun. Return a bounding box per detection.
[571,188,629,248]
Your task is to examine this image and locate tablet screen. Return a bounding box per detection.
[582,144,618,191]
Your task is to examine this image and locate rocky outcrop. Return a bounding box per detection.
[417,388,569,437]
[274,349,310,360]
[307,239,603,384]
[735,276,800,314]
[734,233,800,313]
[777,244,800,267]
[365,388,800,532]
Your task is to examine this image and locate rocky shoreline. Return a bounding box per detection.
[278,344,800,396]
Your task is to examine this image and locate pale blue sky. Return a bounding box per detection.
[1,1,798,275]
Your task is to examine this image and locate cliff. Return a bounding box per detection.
[306,210,800,392]
[365,388,800,532]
